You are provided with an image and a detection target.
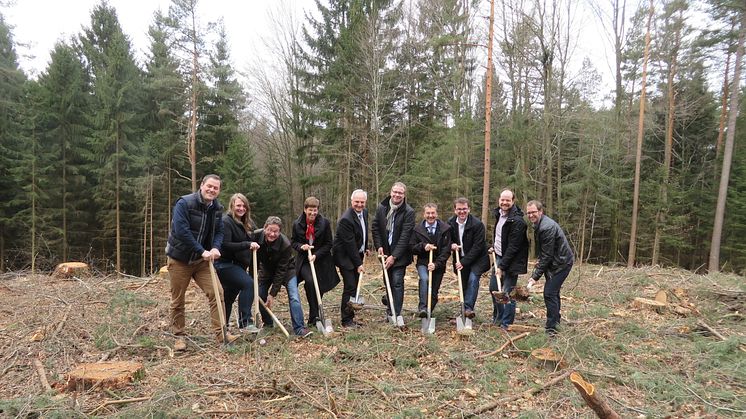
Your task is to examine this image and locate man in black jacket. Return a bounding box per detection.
[255,216,313,338]
[411,203,452,317]
[291,197,339,329]
[489,188,529,329]
[334,189,369,328]
[526,200,574,335]
[448,198,489,319]
[166,174,237,349]
[371,182,415,326]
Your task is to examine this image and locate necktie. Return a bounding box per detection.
[428,226,435,236]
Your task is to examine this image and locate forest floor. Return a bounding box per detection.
[0,261,744,418]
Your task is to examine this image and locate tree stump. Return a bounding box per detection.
[65,361,144,391]
[52,262,90,279]
[654,290,668,304]
[531,347,567,371]
[631,297,666,314]
[569,371,621,419]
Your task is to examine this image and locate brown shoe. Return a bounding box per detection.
[217,332,240,345]
[174,337,187,351]
[464,310,475,319]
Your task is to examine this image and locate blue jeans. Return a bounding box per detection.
[215,261,253,327]
[544,265,572,332]
[459,267,480,312]
[383,266,406,316]
[254,276,306,335]
[417,265,444,313]
[489,255,517,327]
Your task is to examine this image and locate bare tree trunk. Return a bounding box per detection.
[481,0,495,223]
[710,9,746,273]
[653,10,681,266]
[716,34,733,158]
[115,131,121,274]
[628,0,654,268]
[149,174,154,275]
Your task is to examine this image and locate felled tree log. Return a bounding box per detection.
[52,262,90,278]
[569,371,621,419]
[66,361,144,391]
[631,297,666,313]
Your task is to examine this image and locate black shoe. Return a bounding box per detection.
[308,318,319,327]
[381,296,389,307]
[342,320,361,329]
[418,309,427,318]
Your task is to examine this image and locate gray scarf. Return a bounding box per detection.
[386,200,401,232]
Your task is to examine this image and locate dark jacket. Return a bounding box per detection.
[291,213,340,292]
[410,220,452,272]
[371,196,415,268]
[447,214,490,274]
[531,214,574,280]
[166,192,224,263]
[219,214,255,269]
[334,207,369,270]
[493,205,529,275]
[254,229,294,297]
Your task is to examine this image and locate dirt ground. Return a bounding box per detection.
[1,261,744,418]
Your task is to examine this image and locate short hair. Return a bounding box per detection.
[304,196,320,208]
[391,181,407,193]
[526,200,544,211]
[201,174,221,185]
[264,216,283,228]
[350,189,367,201]
[500,188,515,200]
[453,197,469,208]
[424,203,438,211]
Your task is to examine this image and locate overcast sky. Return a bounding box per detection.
[4,0,313,77]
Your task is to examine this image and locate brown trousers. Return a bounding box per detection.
[167,257,223,337]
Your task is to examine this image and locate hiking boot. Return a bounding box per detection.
[174,337,187,352]
[464,309,475,319]
[418,309,428,318]
[297,327,314,338]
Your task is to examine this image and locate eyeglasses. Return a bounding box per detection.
[526,211,539,216]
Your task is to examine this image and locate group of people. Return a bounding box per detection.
[165,175,575,350]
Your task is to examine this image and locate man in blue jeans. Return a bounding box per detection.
[448,198,489,319]
[251,216,313,338]
[489,188,529,329]
[526,200,574,335]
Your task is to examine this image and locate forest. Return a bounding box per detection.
[0,0,745,276]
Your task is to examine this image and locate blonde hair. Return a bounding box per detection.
[228,193,255,231]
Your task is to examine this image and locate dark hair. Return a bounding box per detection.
[201,174,221,184]
[526,200,544,212]
[453,197,469,208]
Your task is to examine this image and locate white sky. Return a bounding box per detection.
[5,0,314,78]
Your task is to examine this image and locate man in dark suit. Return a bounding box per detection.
[371,182,415,327]
[334,189,369,328]
[447,197,490,319]
[410,203,452,317]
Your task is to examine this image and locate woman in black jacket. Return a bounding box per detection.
[216,193,259,332]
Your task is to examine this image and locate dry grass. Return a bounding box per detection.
[1,262,744,418]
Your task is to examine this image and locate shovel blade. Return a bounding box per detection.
[316,321,326,335]
[456,315,465,331]
[396,315,404,328]
[427,318,436,334]
[324,319,334,335]
[387,315,397,326]
[457,317,474,336]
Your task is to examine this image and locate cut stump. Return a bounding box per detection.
[530,347,567,371]
[631,297,666,314]
[52,262,90,279]
[65,361,144,391]
[569,371,621,419]
[654,290,668,304]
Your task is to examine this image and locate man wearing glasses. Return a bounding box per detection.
[526,200,574,336]
[448,198,489,319]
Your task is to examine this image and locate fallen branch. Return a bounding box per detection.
[697,320,726,341]
[32,359,52,392]
[89,396,151,415]
[202,409,258,415]
[203,386,285,397]
[569,371,621,419]
[51,306,72,338]
[478,332,530,358]
[287,376,338,418]
[469,369,573,416]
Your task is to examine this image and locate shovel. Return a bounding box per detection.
[257,298,290,338]
[208,260,229,344]
[379,254,399,327]
[421,248,436,335]
[308,247,333,335]
[252,248,261,329]
[454,250,474,336]
[348,255,366,310]
[489,252,509,304]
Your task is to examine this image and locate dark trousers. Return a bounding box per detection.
[544,264,572,332]
[299,263,326,323]
[215,261,252,327]
[339,262,360,323]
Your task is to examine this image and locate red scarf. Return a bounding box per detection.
[305,220,315,243]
